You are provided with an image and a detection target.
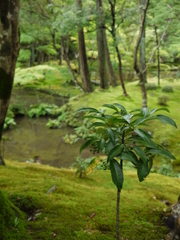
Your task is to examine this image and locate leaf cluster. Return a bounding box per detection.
[78,104,177,190]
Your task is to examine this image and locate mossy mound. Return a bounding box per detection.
[0,190,32,240]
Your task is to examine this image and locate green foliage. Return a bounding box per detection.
[157,95,169,106]
[9,104,25,116]
[78,104,176,190]
[71,156,95,177]
[162,85,174,93]
[18,49,31,62]
[63,134,77,144]
[3,109,16,130]
[145,83,158,90]
[28,103,60,118]
[46,119,61,129]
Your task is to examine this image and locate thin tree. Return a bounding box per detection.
[76,0,93,93]
[108,0,128,96]
[0,0,20,165]
[96,0,108,89]
[133,0,172,108]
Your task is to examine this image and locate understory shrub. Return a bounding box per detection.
[4,109,16,130]
[162,85,174,93]
[145,83,158,90]
[28,103,61,118]
[157,95,169,106]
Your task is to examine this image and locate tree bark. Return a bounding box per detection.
[103,28,117,86]
[0,0,20,165]
[76,0,93,93]
[108,0,128,95]
[139,0,147,83]
[96,0,108,89]
[154,26,160,86]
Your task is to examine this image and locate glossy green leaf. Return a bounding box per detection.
[80,138,97,153]
[152,115,177,128]
[134,145,147,164]
[149,107,170,115]
[146,148,176,160]
[98,139,105,152]
[134,129,157,148]
[83,116,105,121]
[148,157,153,173]
[130,108,142,113]
[114,103,127,114]
[103,104,119,112]
[119,151,138,165]
[110,159,123,190]
[107,144,124,162]
[107,128,115,144]
[141,108,149,117]
[89,122,106,128]
[122,114,133,123]
[77,107,100,113]
[137,159,149,182]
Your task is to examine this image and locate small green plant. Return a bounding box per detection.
[63,134,77,144]
[46,119,61,129]
[145,83,158,90]
[3,109,16,130]
[157,95,169,106]
[9,104,25,116]
[72,156,95,177]
[77,104,177,240]
[162,85,174,93]
[28,103,61,118]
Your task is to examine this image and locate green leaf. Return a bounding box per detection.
[152,115,177,128]
[80,138,97,153]
[105,142,114,155]
[90,122,106,128]
[77,107,100,114]
[122,114,133,123]
[98,139,105,152]
[141,108,149,117]
[83,116,105,121]
[137,159,149,182]
[103,104,119,112]
[134,129,157,148]
[114,103,127,114]
[107,128,115,144]
[107,144,124,162]
[119,152,138,165]
[134,145,147,164]
[149,107,170,115]
[110,159,123,190]
[148,157,153,173]
[130,108,142,113]
[145,148,176,160]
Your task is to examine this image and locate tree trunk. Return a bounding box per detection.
[108,0,127,95]
[139,0,147,83]
[76,0,93,93]
[154,26,160,86]
[96,0,108,89]
[103,29,117,86]
[0,0,20,165]
[116,47,128,96]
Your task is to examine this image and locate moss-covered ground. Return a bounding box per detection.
[0,160,180,239]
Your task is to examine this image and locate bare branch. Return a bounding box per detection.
[142,19,172,74]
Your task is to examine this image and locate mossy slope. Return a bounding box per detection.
[1,160,180,239]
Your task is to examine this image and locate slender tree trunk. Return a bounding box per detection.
[154,26,160,86]
[96,0,108,89]
[116,188,120,240]
[76,0,93,93]
[0,0,20,165]
[116,47,127,96]
[139,0,147,83]
[62,37,83,92]
[108,0,128,95]
[103,29,117,86]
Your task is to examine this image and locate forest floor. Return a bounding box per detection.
[1,159,180,240]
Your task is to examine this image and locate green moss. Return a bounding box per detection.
[0,160,179,239]
[0,68,13,99]
[0,190,32,240]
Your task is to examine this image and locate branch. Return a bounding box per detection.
[133,0,149,74]
[138,0,142,23]
[142,19,172,74]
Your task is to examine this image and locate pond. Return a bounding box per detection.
[2,88,94,168]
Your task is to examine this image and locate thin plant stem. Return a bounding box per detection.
[116,188,121,240]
